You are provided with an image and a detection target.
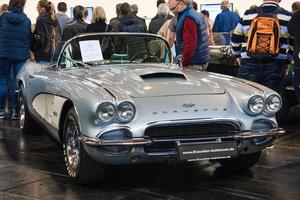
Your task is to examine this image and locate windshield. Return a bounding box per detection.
[58,33,172,69]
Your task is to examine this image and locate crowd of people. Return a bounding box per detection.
[0,0,299,120]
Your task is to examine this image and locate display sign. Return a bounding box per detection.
[79,40,103,62]
[177,141,238,162]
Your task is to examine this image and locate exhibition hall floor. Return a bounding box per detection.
[0,120,299,200]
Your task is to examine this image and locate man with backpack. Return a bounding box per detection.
[231,0,293,94]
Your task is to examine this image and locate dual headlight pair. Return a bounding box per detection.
[248,94,281,116]
[96,101,136,123]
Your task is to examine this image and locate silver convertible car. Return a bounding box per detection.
[18,33,285,184]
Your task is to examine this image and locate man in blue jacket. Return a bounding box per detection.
[212,0,240,45]
[0,0,32,119]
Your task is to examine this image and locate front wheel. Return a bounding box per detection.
[218,151,261,170]
[63,107,106,184]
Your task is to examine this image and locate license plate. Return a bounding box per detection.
[177,141,238,162]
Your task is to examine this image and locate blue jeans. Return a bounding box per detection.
[238,60,285,94]
[0,58,27,111]
[7,68,14,105]
[293,68,300,103]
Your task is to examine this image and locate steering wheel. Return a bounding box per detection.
[129,52,160,63]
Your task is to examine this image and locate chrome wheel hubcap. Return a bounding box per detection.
[66,118,80,170]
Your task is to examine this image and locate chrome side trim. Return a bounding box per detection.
[234,128,285,140]
[80,135,152,146]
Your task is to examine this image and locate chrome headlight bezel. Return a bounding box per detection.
[117,101,136,123]
[265,94,282,114]
[96,102,116,123]
[248,95,265,115]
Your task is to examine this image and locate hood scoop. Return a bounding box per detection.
[140,72,186,81]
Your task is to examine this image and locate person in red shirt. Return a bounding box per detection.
[168,0,210,70]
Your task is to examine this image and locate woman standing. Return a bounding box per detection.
[86,6,112,33]
[86,6,112,59]
[33,0,59,63]
[0,0,32,119]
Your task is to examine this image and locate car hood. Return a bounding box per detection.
[74,64,226,98]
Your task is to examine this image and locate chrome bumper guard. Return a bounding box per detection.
[233,128,285,140]
[81,128,285,146]
[80,136,152,146]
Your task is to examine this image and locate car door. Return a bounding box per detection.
[26,63,47,112]
[29,42,67,128]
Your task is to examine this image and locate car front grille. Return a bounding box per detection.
[144,122,240,153]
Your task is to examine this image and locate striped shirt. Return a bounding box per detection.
[231,2,294,63]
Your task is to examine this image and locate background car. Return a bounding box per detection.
[207,32,239,76]
[18,33,284,184]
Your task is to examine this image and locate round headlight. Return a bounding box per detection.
[248,95,265,115]
[117,101,136,122]
[97,102,115,123]
[266,94,281,113]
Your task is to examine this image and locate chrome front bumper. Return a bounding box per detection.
[233,128,285,140]
[80,128,285,146]
[80,136,152,146]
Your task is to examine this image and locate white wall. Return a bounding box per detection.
[0,0,159,23]
[0,0,296,24]
[197,0,295,16]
